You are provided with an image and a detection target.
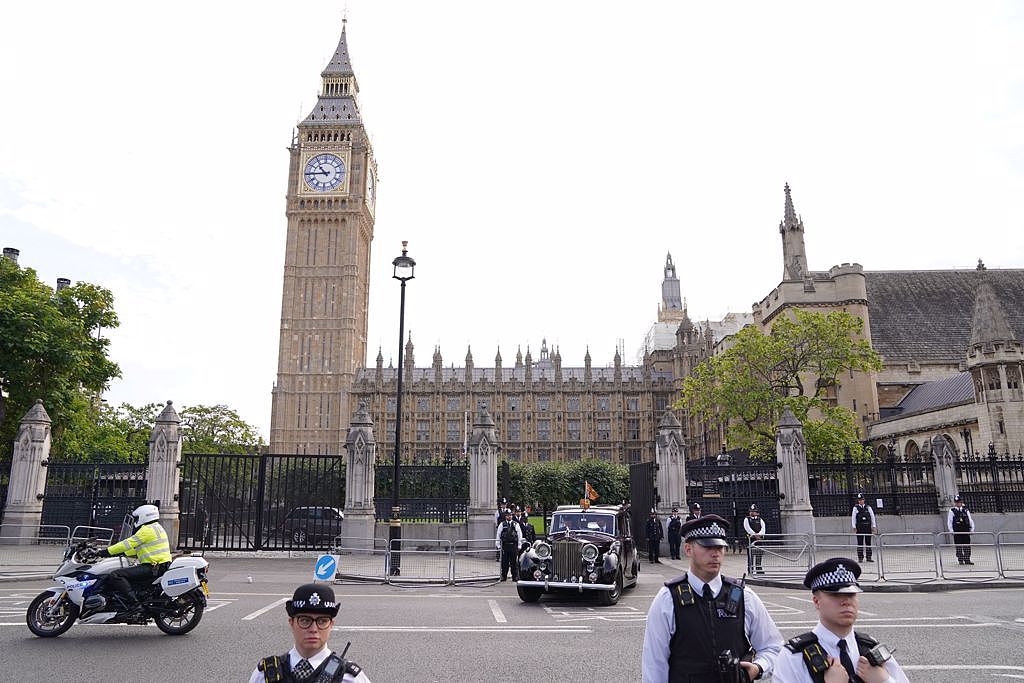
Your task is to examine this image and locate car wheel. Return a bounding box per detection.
[598,571,623,606]
[292,529,307,545]
[517,585,542,603]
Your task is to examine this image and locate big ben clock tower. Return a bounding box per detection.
[270,20,377,455]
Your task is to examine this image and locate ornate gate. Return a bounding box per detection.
[685,462,780,547]
[41,463,148,534]
[629,461,658,542]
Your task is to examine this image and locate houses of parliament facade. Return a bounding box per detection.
[271,24,1024,463]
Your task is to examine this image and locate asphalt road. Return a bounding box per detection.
[1,556,1023,682]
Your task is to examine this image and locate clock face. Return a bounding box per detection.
[303,153,346,192]
[366,169,376,209]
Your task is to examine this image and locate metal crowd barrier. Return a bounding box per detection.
[997,531,1024,579]
[0,524,72,571]
[877,533,939,583]
[937,531,1000,581]
[332,537,504,586]
[748,534,811,579]
[810,533,880,581]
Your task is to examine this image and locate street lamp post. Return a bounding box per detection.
[389,241,416,576]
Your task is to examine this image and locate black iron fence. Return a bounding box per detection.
[686,463,780,544]
[629,461,658,542]
[955,452,1024,513]
[178,453,346,551]
[809,455,938,516]
[41,463,147,533]
[373,459,469,523]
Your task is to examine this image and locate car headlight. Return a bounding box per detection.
[581,544,599,562]
[535,542,552,559]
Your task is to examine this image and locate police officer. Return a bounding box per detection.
[250,583,370,682]
[947,494,975,565]
[642,515,782,682]
[495,509,523,581]
[685,503,703,522]
[102,504,171,620]
[743,504,766,574]
[646,509,664,564]
[667,508,683,560]
[773,558,909,683]
[518,511,536,545]
[850,493,877,563]
[495,498,511,526]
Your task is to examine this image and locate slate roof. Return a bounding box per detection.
[302,96,361,126]
[893,371,974,415]
[865,269,1024,362]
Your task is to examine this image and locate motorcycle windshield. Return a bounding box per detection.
[119,514,134,542]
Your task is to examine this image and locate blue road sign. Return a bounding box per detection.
[314,554,338,581]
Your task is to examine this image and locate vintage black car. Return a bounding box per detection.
[517,504,639,605]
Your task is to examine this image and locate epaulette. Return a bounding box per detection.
[784,632,818,653]
[855,631,879,652]
[257,654,287,683]
[664,574,696,606]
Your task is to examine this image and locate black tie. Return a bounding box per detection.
[838,639,862,683]
[703,584,714,601]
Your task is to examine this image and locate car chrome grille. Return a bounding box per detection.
[553,538,582,580]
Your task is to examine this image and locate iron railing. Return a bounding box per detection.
[373,460,468,522]
[955,452,1024,513]
[808,454,938,516]
[40,463,147,530]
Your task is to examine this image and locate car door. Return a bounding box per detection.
[619,511,637,582]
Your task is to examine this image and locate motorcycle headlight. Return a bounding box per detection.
[535,542,552,560]
[581,544,599,562]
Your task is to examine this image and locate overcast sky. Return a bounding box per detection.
[2,1,1022,439]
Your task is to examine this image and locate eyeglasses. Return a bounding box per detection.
[294,615,333,629]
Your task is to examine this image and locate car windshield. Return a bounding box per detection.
[551,512,615,535]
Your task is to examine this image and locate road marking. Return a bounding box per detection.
[785,595,815,603]
[242,597,288,621]
[761,600,804,615]
[544,605,646,623]
[902,665,1024,673]
[337,626,590,633]
[487,599,506,623]
[204,599,235,613]
[779,622,999,629]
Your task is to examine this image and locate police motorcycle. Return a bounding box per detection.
[26,514,210,638]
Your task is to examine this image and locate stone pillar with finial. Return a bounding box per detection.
[775,407,816,536]
[146,401,182,548]
[655,410,686,515]
[1,400,52,542]
[467,408,500,541]
[930,435,958,510]
[343,401,377,546]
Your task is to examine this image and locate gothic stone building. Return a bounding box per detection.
[351,340,676,464]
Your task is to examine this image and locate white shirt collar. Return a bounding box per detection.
[289,646,332,671]
[687,572,723,598]
[812,622,856,656]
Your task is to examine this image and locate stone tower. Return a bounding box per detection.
[780,183,807,281]
[270,20,377,455]
[966,262,1024,454]
[659,252,684,323]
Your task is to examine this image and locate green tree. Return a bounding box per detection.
[180,404,265,454]
[0,257,120,462]
[505,459,629,514]
[680,310,882,462]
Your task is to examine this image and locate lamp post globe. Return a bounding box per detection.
[389,241,415,576]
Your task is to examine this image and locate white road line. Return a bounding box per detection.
[337,626,589,633]
[774,616,971,624]
[204,599,236,613]
[242,597,288,621]
[779,622,999,629]
[902,665,1024,672]
[487,599,507,623]
[784,595,815,604]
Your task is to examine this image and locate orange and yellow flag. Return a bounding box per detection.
[585,480,600,501]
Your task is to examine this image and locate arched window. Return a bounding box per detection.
[904,440,919,461]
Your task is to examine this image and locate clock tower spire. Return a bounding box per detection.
[270,20,378,455]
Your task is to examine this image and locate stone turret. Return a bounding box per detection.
[343,402,377,544]
[467,409,500,540]
[1,401,51,541]
[404,333,415,381]
[780,184,808,281]
[775,407,815,536]
[147,401,183,546]
[465,346,474,384]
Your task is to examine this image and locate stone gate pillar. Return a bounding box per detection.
[146,401,182,548]
[931,435,958,510]
[655,410,686,516]
[1,401,51,541]
[467,409,499,541]
[343,402,377,545]
[775,407,816,536]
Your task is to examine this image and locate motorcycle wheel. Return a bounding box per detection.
[26,592,79,638]
[154,593,204,635]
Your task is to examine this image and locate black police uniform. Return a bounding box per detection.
[667,513,683,560]
[851,500,875,562]
[497,517,522,581]
[646,514,664,563]
[949,504,974,564]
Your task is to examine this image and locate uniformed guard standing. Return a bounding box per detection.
[249,583,371,683]
[850,493,877,563]
[495,509,524,581]
[773,558,909,683]
[685,503,702,522]
[666,508,683,560]
[518,511,536,546]
[947,494,975,565]
[646,509,664,564]
[743,504,766,575]
[641,514,782,682]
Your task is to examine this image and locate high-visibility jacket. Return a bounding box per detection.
[107,522,172,564]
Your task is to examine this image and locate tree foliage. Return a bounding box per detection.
[504,459,629,513]
[0,258,121,462]
[180,404,265,454]
[680,310,882,462]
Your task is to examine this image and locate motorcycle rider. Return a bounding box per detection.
[102,503,172,619]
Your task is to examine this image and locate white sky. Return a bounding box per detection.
[2,1,1022,440]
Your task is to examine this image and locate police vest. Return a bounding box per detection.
[258,652,362,683]
[784,631,880,683]
[854,506,873,531]
[747,517,763,535]
[664,574,750,683]
[951,507,971,532]
[500,522,518,545]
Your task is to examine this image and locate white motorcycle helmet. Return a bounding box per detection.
[131,504,161,529]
